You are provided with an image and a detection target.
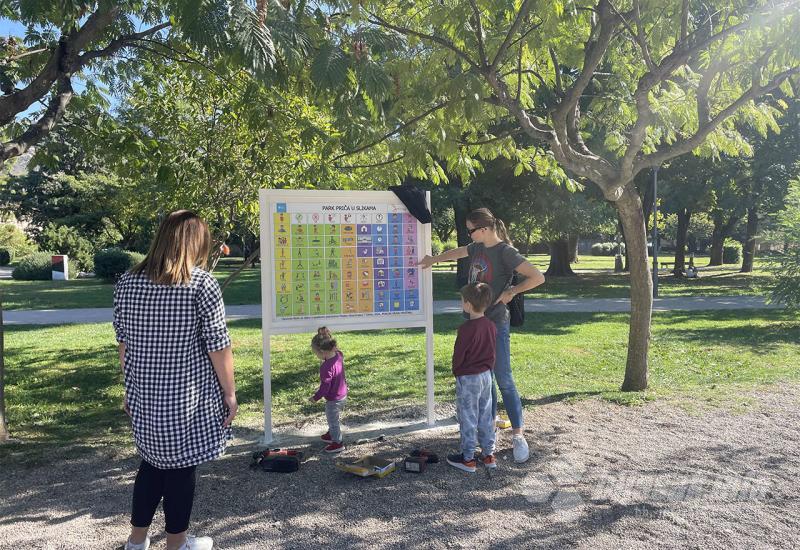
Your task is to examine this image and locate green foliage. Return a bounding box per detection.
[12,251,77,280]
[1,171,128,247]
[431,235,457,256]
[0,247,13,266]
[0,223,36,258]
[103,57,341,246]
[723,239,743,264]
[0,1,298,168]
[93,248,145,282]
[37,224,95,272]
[770,181,800,310]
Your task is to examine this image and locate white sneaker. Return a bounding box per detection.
[124,537,150,550]
[177,535,214,550]
[512,434,530,463]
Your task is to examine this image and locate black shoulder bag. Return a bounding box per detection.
[507,272,525,327]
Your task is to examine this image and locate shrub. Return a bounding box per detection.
[38,223,95,272]
[591,242,624,256]
[723,238,743,264]
[0,248,13,266]
[12,251,78,280]
[769,181,800,310]
[94,248,145,281]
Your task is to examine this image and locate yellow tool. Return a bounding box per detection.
[496,414,512,429]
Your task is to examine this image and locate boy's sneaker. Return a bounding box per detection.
[177,536,213,550]
[324,441,345,453]
[446,453,477,473]
[512,435,530,463]
[321,431,333,443]
[482,454,497,469]
[124,537,150,550]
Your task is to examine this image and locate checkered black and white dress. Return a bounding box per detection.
[113,267,232,469]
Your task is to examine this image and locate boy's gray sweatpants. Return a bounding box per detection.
[455,370,495,460]
[325,398,346,443]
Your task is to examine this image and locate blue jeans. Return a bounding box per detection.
[492,320,524,429]
[325,398,346,443]
[455,371,495,460]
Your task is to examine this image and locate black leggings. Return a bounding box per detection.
[131,459,197,534]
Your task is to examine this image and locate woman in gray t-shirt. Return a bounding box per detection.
[419,208,545,463]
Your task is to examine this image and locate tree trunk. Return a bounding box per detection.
[453,185,471,287]
[741,207,758,273]
[618,217,630,271]
[568,234,579,263]
[709,214,739,266]
[709,225,724,266]
[545,238,577,276]
[615,186,652,392]
[673,209,691,276]
[221,246,260,291]
[0,296,8,442]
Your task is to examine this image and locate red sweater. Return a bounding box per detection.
[452,317,497,376]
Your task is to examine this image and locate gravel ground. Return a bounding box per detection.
[2,388,800,550]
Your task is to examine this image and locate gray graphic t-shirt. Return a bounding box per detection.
[466,242,526,323]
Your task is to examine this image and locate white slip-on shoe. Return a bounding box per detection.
[512,434,530,463]
[178,535,214,550]
[124,536,150,550]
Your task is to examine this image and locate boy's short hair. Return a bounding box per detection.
[460,282,493,313]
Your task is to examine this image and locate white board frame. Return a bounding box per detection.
[258,189,435,444]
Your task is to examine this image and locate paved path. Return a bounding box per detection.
[3,296,779,325]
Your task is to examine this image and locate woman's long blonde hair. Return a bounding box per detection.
[132,210,211,285]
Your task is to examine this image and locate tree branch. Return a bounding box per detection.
[468,0,488,67]
[680,0,689,44]
[549,47,563,96]
[0,75,73,162]
[490,0,535,71]
[330,100,453,161]
[1,47,49,62]
[75,22,171,68]
[505,19,544,53]
[635,65,800,171]
[696,55,732,126]
[515,42,523,101]
[458,128,523,146]
[644,1,799,88]
[0,6,120,126]
[366,10,479,71]
[630,0,655,72]
[335,154,406,170]
[561,0,623,109]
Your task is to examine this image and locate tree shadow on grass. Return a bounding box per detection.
[653,310,800,353]
[522,391,604,407]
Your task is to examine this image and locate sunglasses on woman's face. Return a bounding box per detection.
[467,226,486,236]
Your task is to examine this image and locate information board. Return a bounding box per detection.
[261,190,431,332]
[258,189,435,443]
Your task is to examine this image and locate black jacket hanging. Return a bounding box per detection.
[389,185,432,224]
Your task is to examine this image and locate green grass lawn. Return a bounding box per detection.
[3,309,798,462]
[0,255,774,310]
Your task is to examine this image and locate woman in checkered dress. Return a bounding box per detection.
[115,211,237,550]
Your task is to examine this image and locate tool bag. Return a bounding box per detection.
[250,448,303,473]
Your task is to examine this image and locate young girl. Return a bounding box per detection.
[309,327,348,453]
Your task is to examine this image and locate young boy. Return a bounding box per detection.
[447,282,498,473]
